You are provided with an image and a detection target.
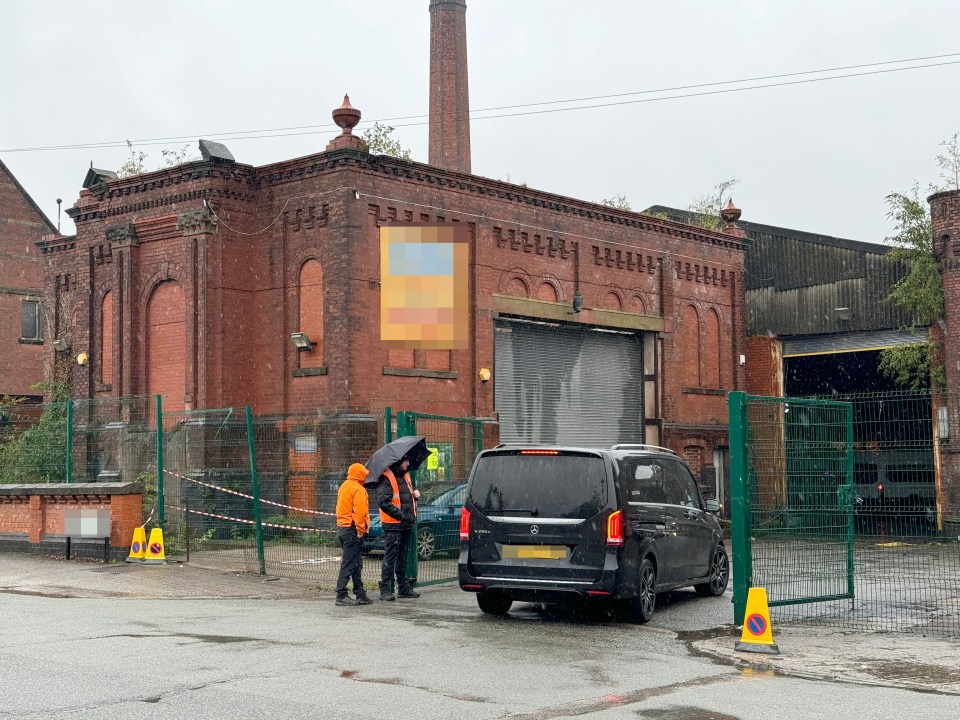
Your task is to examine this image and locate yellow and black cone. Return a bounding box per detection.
[734,587,780,655]
[125,526,147,563]
[142,527,167,565]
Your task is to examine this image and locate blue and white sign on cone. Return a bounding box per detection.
[125,526,147,563]
[735,587,780,655]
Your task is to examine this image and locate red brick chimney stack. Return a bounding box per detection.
[429,0,471,174]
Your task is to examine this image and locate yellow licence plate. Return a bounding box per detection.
[503,545,566,560]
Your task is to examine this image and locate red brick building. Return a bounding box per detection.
[39,0,747,494]
[0,160,55,400]
[931,188,960,517]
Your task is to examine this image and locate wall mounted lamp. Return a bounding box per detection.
[52,338,70,353]
[290,332,315,351]
[478,368,492,383]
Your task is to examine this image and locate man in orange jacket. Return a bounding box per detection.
[335,463,373,606]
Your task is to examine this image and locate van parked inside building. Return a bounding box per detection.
[457,444,728,621]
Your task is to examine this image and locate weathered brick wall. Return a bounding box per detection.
[46,148,746,465]
[0,483,143,548]
[930,189,960,519]
[0,161,54,398]
[745,335,783,396]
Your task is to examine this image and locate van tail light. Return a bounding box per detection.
[606,510,624,547]
[460,507,471,540]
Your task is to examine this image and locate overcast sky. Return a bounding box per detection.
[2,0,959,241]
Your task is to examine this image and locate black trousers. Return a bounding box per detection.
[380,527,413,592]
[335,527,365,596]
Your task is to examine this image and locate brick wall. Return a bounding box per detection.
[930,189,960,517]
[745,335,784,396]
[0,483,143,550]
[45,147,746,465]
[0,161,54,398]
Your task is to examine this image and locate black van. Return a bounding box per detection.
[457,444,728,621]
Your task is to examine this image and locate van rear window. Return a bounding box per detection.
[468,453,607,519]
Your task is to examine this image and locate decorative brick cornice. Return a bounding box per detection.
[257,151,747,251]
[37,235,77,254]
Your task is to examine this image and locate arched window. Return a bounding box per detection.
[681,305,700,388]
[704,308,721,389]
[298,259,324,368]
[100,291,113,385]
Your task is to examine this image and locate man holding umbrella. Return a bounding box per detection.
[366,436,430,601]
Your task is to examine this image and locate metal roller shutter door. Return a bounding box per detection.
[494,319,644,446]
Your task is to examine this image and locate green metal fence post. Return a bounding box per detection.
[405,412,420,583]
[476,419,483,456]
[728,391,752,626]
[385,407,393,444]
[246,405,266,575]
[845,402,855,604]
[156,395,164,527]
[65,400,74,484]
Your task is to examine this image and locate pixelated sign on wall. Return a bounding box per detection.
[380,224,469,349]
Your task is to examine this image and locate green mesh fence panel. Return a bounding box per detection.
[0,399,68,484]
[71,397,155,485]
[160,407,257,569]
[733,390,960,635]
[246,410,385,582]
[402,412,484,586]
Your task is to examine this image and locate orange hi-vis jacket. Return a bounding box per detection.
[336,463,370,535]
[379,468,417,525]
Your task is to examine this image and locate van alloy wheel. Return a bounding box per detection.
[631,558,657,623]
[696,545,729,597]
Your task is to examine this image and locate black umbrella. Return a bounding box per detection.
[364,436,430,486]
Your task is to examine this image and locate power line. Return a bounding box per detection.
[3,53,958,154]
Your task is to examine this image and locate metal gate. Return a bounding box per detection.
[729,392,856,625]
[391,410,484,586]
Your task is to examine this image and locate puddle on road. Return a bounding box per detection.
[0,587,74,599]
[639,706,740,720]
[868,660,960,685]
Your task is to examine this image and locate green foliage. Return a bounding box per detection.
[936,132,960,191]
[880,129,960,389]
[361,122,412,160]
[0,381,71,484]
[601,194,632,211]
[687,177,741,231]
[878,342,938,391]
[117,142,199,178]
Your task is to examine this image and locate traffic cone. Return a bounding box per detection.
[125,526,147,563]
[734,587,780,655]
[142,527,167,565]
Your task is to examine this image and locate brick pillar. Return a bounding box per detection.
[428,0,471,173]
[930,189,960,522]
[28,495,44,544]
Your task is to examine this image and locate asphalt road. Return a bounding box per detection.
[0,555,957,719]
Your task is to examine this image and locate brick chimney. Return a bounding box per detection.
[429,0,471,174]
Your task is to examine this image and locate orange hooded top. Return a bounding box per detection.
[336,463,370,535]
